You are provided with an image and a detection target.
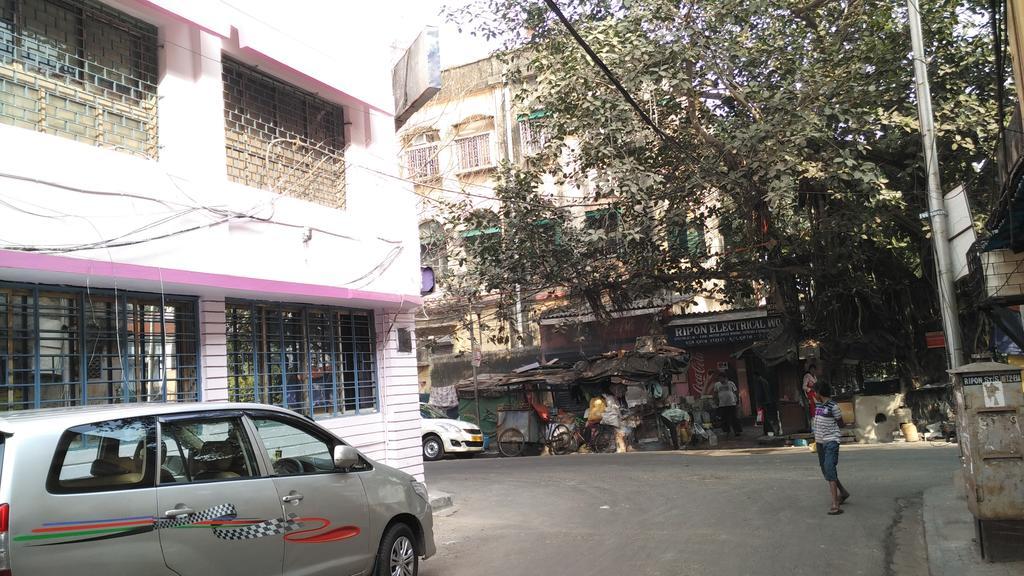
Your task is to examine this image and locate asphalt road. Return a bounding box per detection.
[420,444,960,576]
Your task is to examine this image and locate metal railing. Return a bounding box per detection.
[0,13,158,157]
[223,57,346,209]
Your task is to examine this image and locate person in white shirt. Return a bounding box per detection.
[814,381,850,515]
[712,371,742,437]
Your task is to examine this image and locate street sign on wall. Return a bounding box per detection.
[666,315,783,348]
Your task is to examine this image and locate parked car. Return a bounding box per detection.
[0,402,435,576]
[420,404,484,461]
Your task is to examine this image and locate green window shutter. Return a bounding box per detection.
[687,225,707,257]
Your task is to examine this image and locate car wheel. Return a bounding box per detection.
[374,523,418,576]
[422,434,444,461]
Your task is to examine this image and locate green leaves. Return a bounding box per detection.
[439,0,1009,373]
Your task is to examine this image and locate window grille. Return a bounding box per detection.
[222,57,346,209]
[455,133,491,171]
[225,301,378,418]
[518,118,547,157]
[0,283,199,411]
[0,0,158,157]
[406,144,439,180]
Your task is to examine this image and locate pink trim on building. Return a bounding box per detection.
[0,250,421,308]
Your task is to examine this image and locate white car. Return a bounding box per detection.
[420,404,484,461]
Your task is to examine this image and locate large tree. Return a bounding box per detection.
[440,0,1010,380]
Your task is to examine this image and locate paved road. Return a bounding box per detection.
[421,444,960,576]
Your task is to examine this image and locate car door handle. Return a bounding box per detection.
[163,506,195,518]
[281,492,304,504]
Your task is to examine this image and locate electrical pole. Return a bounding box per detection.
[468,305,482,428]
[907,0,964,369]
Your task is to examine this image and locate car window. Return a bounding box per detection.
[159,417,259,484]
[49,418,155,493]
[251,416,336,476]
[420,404,447,419]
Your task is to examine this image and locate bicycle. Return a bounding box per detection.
[497,419,574,457]
[559,418,615,454]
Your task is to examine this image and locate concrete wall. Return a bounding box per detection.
[854,393,905,443]
[980,249,1024,300]
[0,0,425,479]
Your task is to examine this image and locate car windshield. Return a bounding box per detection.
[420,404,448,419]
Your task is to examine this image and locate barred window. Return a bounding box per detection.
[406,144,439,180]
[0,284,199,411]
[226,302,378,418]
[518,118,548,157]
[222,57,346,209]
[404,131,439,180]
[0,0,158,156]
[455,133,492,171]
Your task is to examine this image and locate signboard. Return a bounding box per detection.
[925,331,946,349]
[666,315,783,348]
[961,371,1022,387]
[944,185,976,282]
[392,27,440,129]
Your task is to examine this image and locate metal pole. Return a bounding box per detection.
[468,305,481,428]
[907,0,964,369]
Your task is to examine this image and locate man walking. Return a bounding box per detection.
[713,371,742,437]
[814,381,850,515]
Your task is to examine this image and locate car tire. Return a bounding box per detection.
[422,434,444,462]
[374,523,418,576]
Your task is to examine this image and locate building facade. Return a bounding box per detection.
[0,0,425,479]
[401,57,549,397]
[402,56,746,410]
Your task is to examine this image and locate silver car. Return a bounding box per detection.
[0,402,435,576]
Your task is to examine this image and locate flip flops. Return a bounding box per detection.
[828,508,844,515]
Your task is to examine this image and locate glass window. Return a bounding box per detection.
[222,56,345,209]
[159,417,258,484]
[226,302,379,418]
[251,416,334,476]
[405,133,440,180]
[518,118,548,157]
[49,418,154,493]
[0,284,199,411]
[455,133,491,170]
[420,403,447,419]
[0,0,158,156]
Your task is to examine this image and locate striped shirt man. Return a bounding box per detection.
[813,399,843,444]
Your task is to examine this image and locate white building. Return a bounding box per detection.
[0,0,425,479]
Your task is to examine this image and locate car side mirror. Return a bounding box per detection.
[333,445,360,470]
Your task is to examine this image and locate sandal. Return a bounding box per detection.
[828,508,844,515]
[839,493,850,505]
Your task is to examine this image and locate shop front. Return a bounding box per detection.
[665,309,784,419]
